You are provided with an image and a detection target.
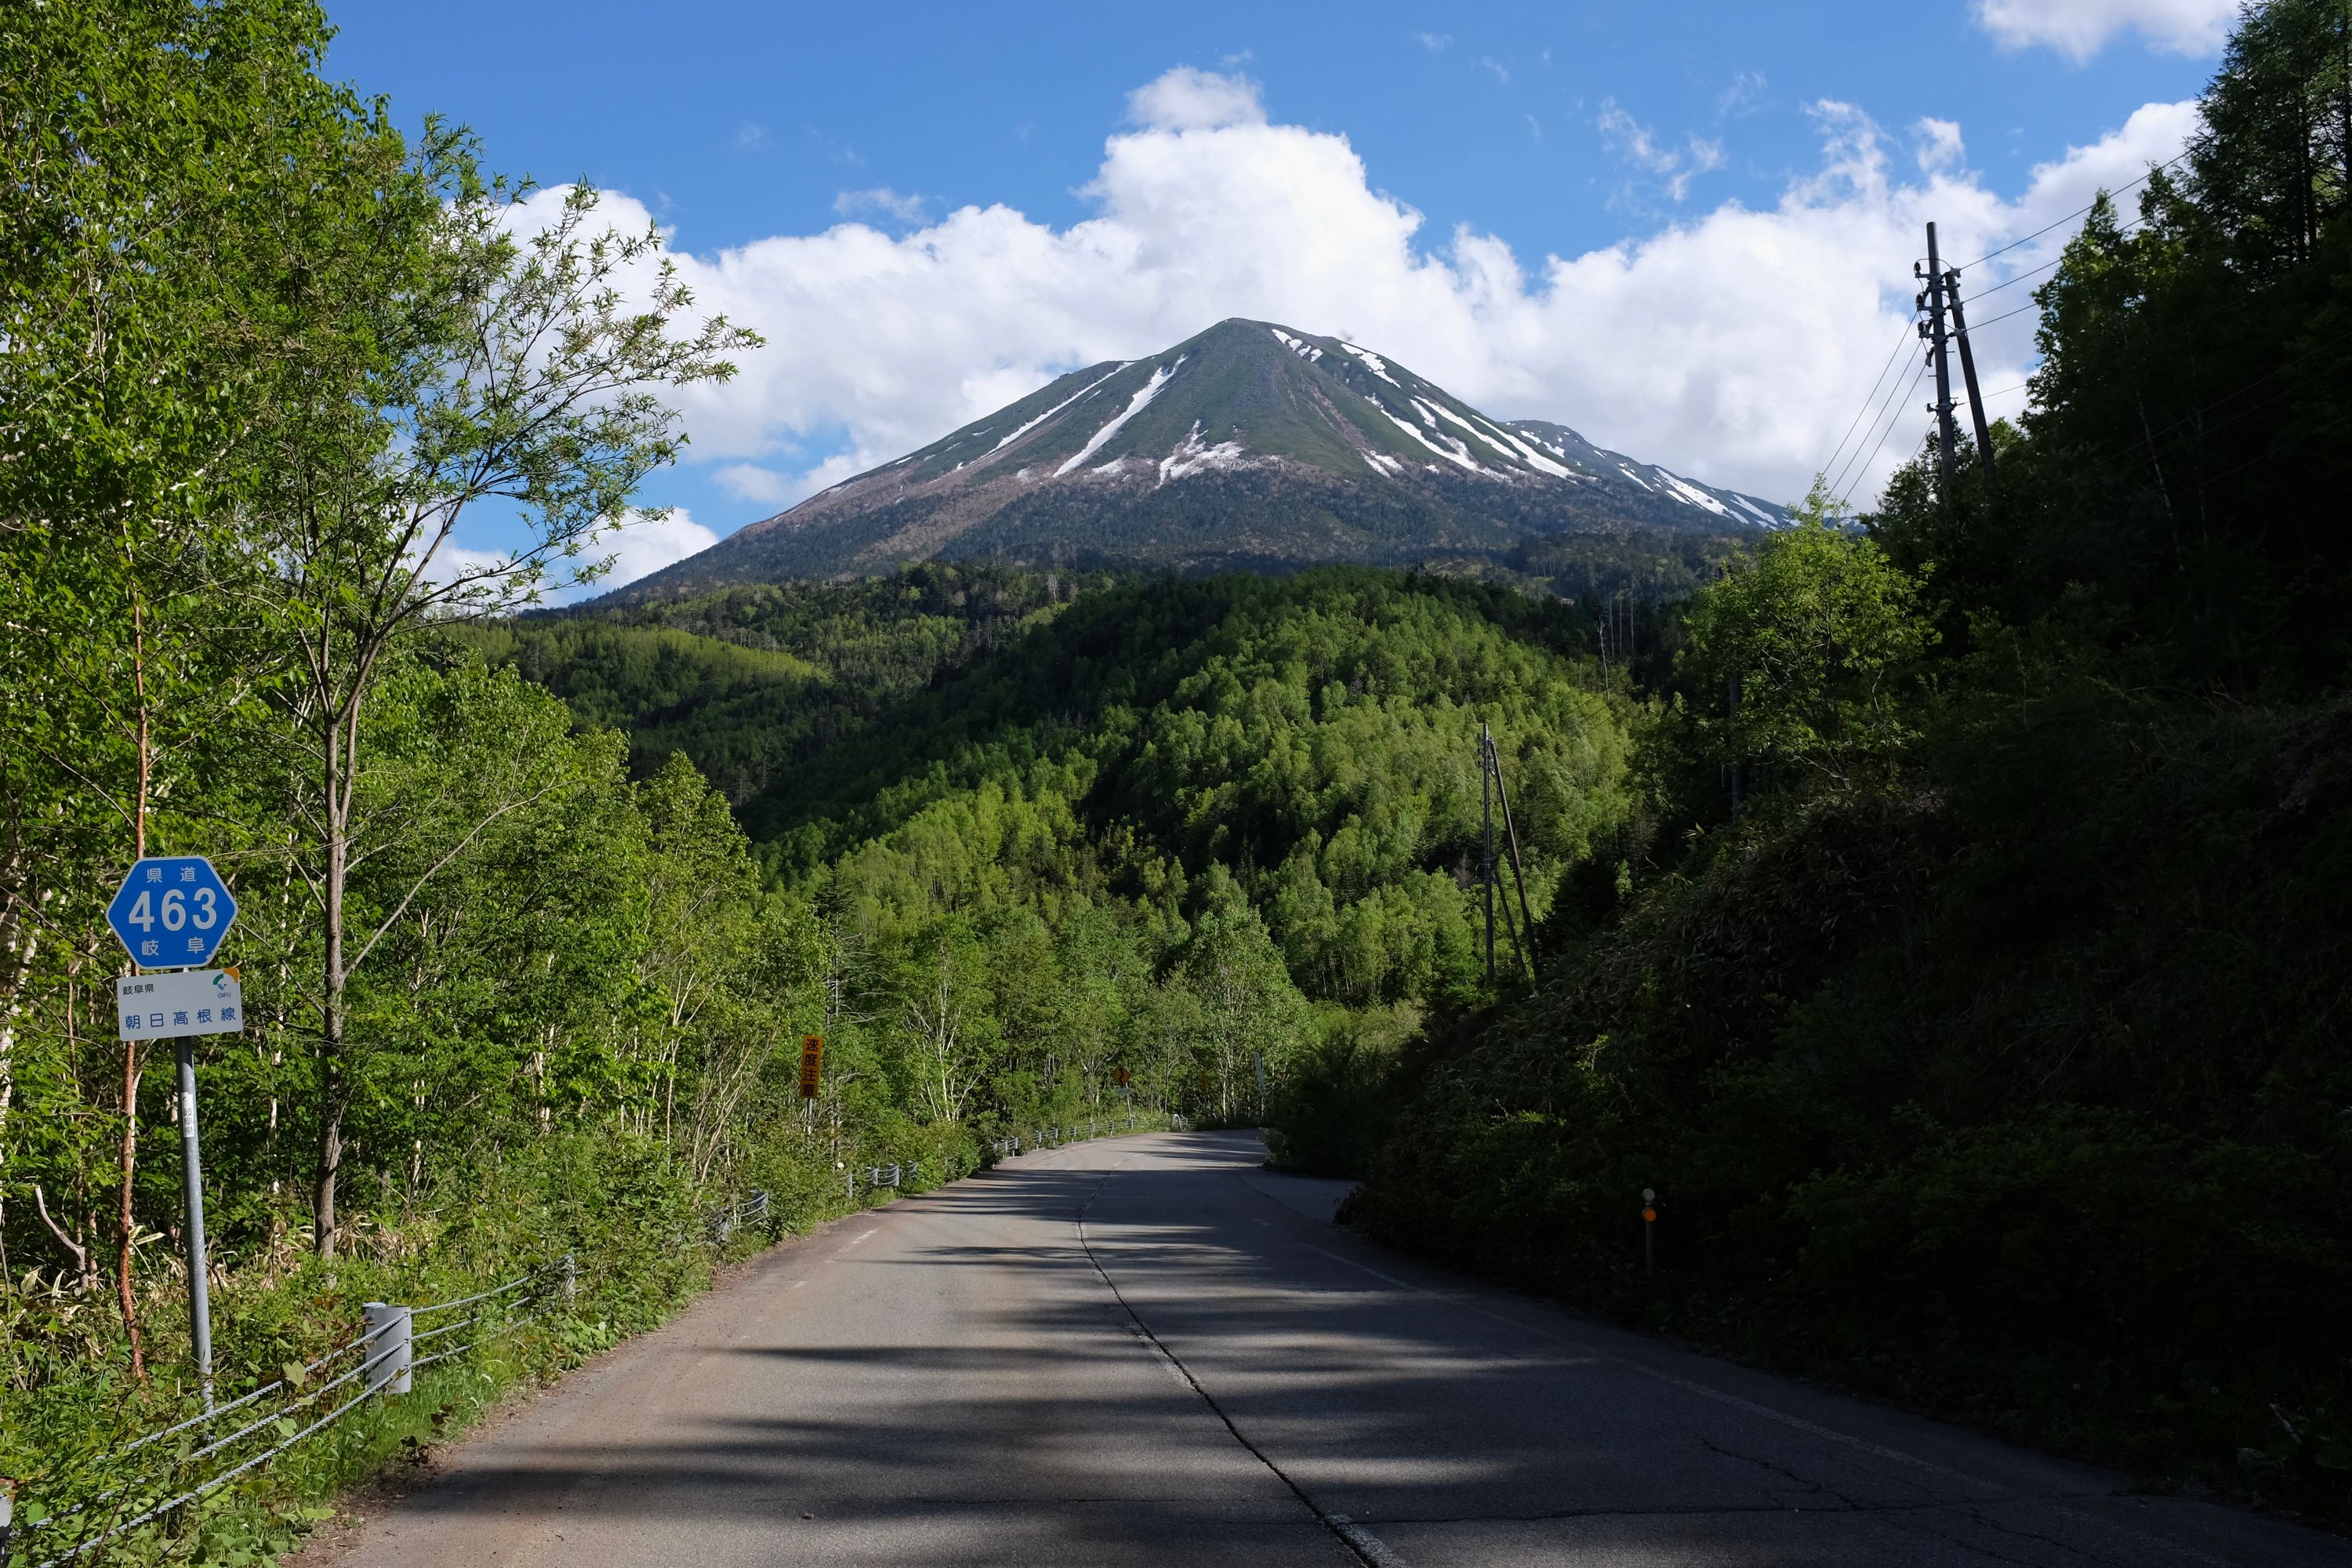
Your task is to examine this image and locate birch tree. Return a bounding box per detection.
[235,132,756,1254]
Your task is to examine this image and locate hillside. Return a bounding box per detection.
[613,318,1789,597]
[1281,0,2352,1519]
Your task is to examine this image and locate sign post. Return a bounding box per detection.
[107,857,238,1411]
[1641,1187,1657,1278]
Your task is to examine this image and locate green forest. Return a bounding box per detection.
[5,0,2352,1557]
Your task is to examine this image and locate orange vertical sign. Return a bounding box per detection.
[798,1034,824,1099]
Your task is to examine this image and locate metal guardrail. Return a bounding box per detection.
[3,1149,1170,1563]
[989,1112,1183,1159]
[7,1257,569,1568]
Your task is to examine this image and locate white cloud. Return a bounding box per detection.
[534,70,2199,516]
[1914,118,1965,174]
[833,187,927,223]
[1974,0,2237,61]
[1415,32,1451,52]
[1718,71,1768,117]
[1126,67,1265,132]
[1479,56,1512,85]
[1598,101,1725,201]
[713,463,795,506]
[588,508,719,593]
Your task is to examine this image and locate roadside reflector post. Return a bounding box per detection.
[561,1252,577,1303]
[364,1302,412,1395]
[1642,1188,1657,1278]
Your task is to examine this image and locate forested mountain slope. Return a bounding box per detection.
[613,318,1788,596]
[1301,0,2352,1522]
[456,565,1105,801]
[481,569,1634,1013]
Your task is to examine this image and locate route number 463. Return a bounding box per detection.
[105,856,239,968]
[124,885,222,934]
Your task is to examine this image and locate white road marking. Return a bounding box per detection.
[848,1229,879,1247]
[1330,1513,1411,1567]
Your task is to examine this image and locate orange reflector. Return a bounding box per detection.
[1642,1208,1657,1223]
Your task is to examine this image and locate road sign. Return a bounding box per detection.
[799,1034,824,1099]
[107,856,238,968]
[117,969,244,1040]
[1114,1067,1130,1087]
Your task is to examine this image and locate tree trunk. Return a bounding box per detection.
[116,1041,147,1379]
[119,577,151,1372]
[314,701,350,1260]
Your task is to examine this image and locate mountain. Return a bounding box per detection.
[614,318,1791,601]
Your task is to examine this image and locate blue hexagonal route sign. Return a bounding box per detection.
[107,856,238,969]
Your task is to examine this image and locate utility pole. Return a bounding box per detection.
[1476,724,1539,985]
[1944,265,1998,492]
[1916,222,1959,499]
[1480,727,1496,984]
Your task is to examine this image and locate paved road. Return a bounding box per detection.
[307,1131,2351,1567]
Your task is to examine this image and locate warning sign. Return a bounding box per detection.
[798,1034,823,1099]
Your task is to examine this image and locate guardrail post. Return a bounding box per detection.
[846,1168,855,1203]
[364,1302,412,1395]
[561,1252,577,1303]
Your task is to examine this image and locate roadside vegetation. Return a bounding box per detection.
[1300,0,2352,1520]
[9,0,2350,1554]
[2,6,1629,1555]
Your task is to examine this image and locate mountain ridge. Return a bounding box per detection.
[615,318,1790,601]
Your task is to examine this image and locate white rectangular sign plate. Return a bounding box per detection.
[117,969,245,1040]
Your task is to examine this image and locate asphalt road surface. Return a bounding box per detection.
[306,1131,2352,1567]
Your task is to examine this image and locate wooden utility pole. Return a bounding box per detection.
[1917,223,1960,499]
[1480,731,1496,983]
[1944,264,1999,492]
[1476,724,1539,985]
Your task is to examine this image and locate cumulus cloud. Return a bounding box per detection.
[1126,67,1265,132]
[534,67,2199,515]
[1975,0,2238,61]
[713,463,795,506]
[587,509,719,593]
[1914,118,1966,174]
[1416,32,1451,52]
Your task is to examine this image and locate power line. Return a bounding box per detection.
[1838,358,1930,509]
[1826,348,1918,500]
[1954,150,2190,272]
[1818,318,1917,481]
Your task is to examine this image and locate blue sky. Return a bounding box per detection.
[326,0,2232,591]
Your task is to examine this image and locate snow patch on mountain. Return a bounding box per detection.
[1269,327,1324,361]
[1426,400,1524,463]
[1362,450,1403,478]
[995,365,1127,452]
[1662,474,1733,518]
[1056,359,1180,477]
[1381,405,1488,474]
[1473,415,1573,478]
[1341,342,1401,387]
[1159,420,1249,486]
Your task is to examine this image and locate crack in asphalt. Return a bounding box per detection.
[1696,1430,1867,1511]
[1073,1168,1391,1568]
